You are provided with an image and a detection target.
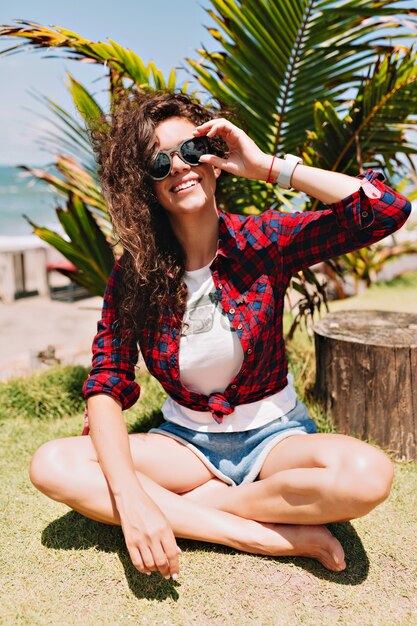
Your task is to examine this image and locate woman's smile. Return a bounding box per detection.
[170,175,202,194]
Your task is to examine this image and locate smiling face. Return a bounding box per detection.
[152,116,220,217]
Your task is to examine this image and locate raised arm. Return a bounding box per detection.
[193,118,411,275]
[263,169,411,275]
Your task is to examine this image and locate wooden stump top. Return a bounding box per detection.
[314,310,417,348]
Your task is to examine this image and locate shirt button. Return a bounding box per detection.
[231,384,237,390]
[247,348,252,355]
[218,283,223,289]
[229,307,236,314]
[237,323,243,330]
[361,211,368,218]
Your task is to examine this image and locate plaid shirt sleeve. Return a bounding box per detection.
[264,169,412,275]
[82,257,140,411]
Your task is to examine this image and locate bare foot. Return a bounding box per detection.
[182,480,345,571]
[248,522,346,572]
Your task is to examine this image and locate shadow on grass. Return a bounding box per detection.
[178,522,369,585]
[42,511,180,601]
[42,512,369,600]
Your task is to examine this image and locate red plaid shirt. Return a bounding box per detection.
[82,170,411,433]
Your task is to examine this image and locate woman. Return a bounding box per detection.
[30,92,411,582]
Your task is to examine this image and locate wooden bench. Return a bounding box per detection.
[0,237,48,303]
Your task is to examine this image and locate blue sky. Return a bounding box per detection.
[0,1,215,165]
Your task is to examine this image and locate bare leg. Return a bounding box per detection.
[30,435,346,571]
[182,433,394,524]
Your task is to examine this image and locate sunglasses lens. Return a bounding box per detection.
[149,137,210,179]
[181,137,209,164]
[149,153,171,180]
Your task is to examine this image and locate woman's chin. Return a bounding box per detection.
[169,194,211,215]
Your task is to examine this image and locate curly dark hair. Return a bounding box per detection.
[89,90,227,337]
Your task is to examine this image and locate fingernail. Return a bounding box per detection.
[145,572,151,576]
[164,575,170,580]
[172,573,178,581]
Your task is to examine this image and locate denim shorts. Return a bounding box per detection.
[149,400,317,486]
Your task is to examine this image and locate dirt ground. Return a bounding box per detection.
[0,292,102,381]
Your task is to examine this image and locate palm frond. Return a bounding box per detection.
[0,20,184,90]
[66,74,105,132]
[20,156,108,216]
[301,49,417,191]
[24,193,114,295]
[27,90,96,171]
[190,0,417,153]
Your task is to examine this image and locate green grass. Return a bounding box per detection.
[0,365,87,421]
[2,402,416,626]
[1,274,417,625]
[328,270,417,314]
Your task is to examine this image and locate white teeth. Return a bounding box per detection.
[173,180,199,193]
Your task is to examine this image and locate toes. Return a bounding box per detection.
[318,548,346,572]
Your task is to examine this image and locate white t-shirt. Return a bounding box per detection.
[161,261,297,432]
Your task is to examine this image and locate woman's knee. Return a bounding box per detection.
[362,448,394,504]
[338,443,394,516]
[29,438,76,501]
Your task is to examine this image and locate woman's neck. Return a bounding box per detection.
[168,205,219,271]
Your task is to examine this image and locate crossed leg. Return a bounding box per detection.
[183,432,394,524]
[29,430,393,572]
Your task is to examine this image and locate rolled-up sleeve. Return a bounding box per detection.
[82,257,140,430]
[262,169,412,275]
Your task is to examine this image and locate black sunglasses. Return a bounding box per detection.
[149,136,211,180]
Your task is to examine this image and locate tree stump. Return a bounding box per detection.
[314,310,417,460]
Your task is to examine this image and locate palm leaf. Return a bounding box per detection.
[0,20,184,90]
[20,157,108,215]
[66,74,104,132]
[24,194,114,295]
[301,49,417,210]
[187,0,417,213]
[192,0,417,153]
[28,90,97,172]
[2,6,417,318]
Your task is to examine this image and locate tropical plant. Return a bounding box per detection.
[24,191,115,295]
[1,1,417,332]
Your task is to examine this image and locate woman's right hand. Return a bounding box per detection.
[87,396,181,579]
[116,488,181,579]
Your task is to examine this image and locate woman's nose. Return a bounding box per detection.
[170,151,191,175]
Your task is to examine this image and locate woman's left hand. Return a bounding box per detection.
[193,118,269,180]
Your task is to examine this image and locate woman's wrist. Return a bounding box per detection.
[111,470,145,496]
[257,153,284,183]
[113,477,148,510]
[258,154,362,202]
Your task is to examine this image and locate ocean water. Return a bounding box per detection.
[0,165,61,236]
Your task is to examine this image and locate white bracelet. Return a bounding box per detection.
[275,154,303,189]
